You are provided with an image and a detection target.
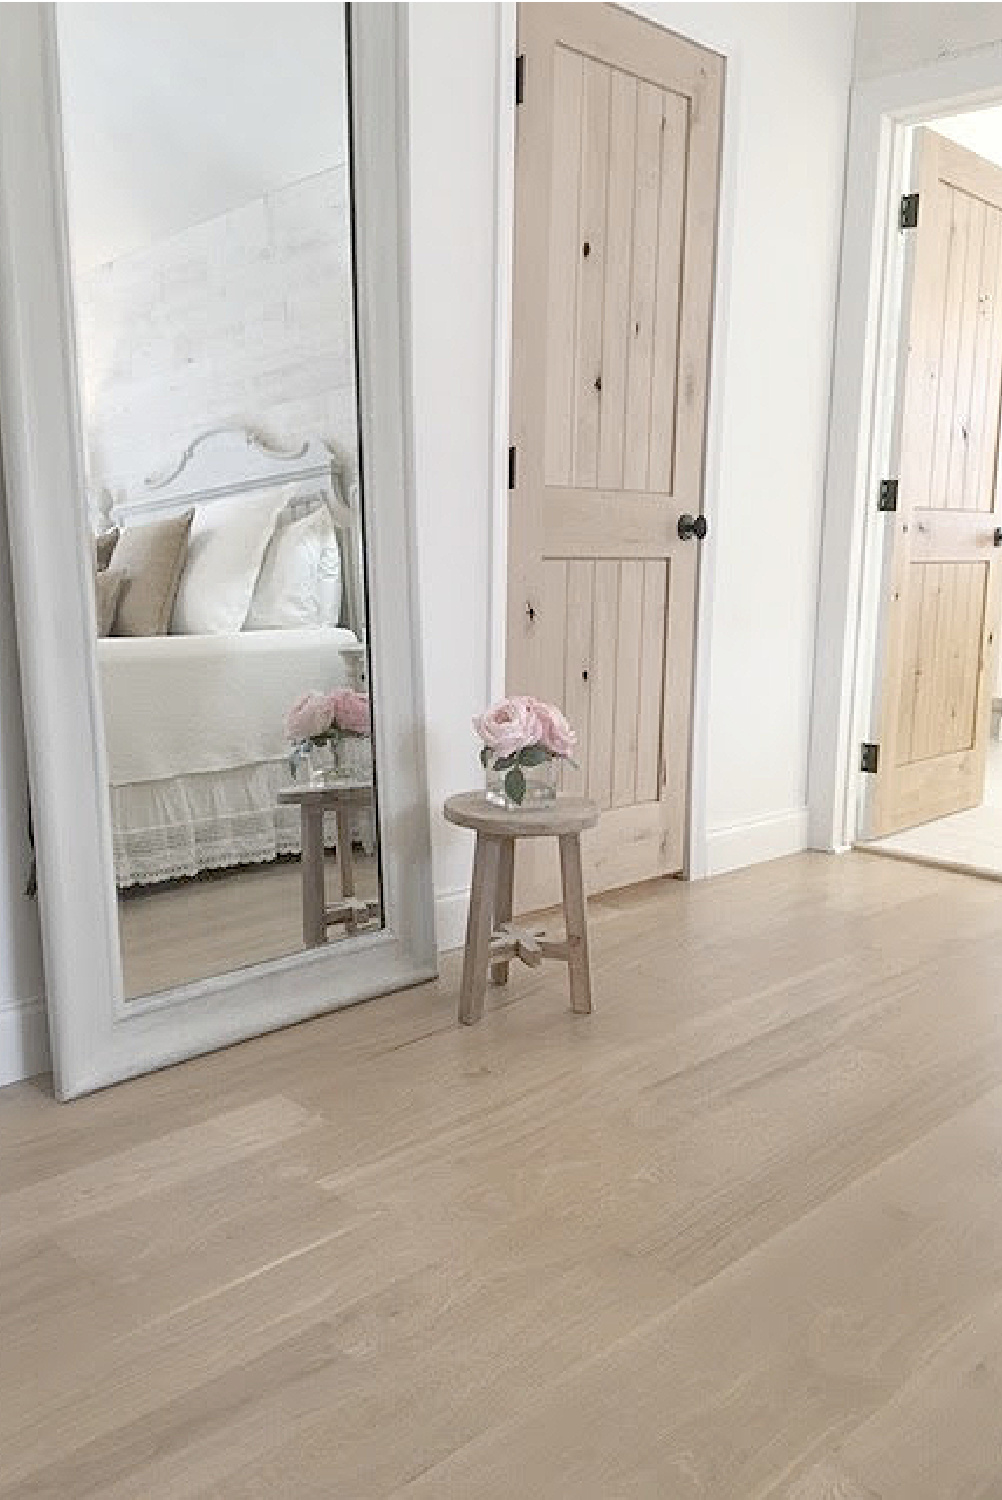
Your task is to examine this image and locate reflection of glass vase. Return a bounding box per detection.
[485,752,559,809]
[306,736,346,786]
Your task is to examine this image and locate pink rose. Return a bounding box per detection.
[327,688,371,736]
[285,691,333,742]
[473,696,544,757]
[526,697,576,758]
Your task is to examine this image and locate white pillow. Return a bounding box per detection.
[170,485,292,634]
[245,506,343,630]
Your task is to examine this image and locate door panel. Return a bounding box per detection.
[866,130,1002,838]
[508,3,722,907]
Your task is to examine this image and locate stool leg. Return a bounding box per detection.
[559,833,592,1014]
[301,805,327,948]
[335,804,356,933]
[460,833,500,1024]
[490,837,515,986]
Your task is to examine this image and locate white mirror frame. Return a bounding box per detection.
[0,4,436,1100]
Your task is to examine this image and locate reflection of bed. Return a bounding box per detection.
[94,426,373,889]
[100,627,367,886]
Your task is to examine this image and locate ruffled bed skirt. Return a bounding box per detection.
[110,756,375,889]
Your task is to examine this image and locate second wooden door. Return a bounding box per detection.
[507,3,723,906]
[864,129,1002,838]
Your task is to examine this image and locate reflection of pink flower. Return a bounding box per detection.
[526,698,576,758]
[327,689,370,736]
[473,696,544,757]
[286,692,332,742]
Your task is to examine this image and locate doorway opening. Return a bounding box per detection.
[854,102,1002,879]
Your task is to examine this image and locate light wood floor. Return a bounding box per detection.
[118,852,381,998]
[3,851,1002,1497]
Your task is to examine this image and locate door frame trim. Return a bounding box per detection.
[809,46,1002,853]
[488,3,732,879]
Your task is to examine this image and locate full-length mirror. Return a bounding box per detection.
[57,2,380,998]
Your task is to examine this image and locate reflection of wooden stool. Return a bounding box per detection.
[443,792,598,1025]
[278,781,379,947]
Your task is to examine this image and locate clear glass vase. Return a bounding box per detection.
[485,752,559,809]
[293,736,347,786]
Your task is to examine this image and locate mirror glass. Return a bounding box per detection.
[56,2,381,999]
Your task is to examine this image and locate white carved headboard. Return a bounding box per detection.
[95,426,365,639]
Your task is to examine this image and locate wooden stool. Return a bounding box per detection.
[443,791,598,1024]
[278,781,380,947]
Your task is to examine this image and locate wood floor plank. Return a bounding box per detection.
[4,854,1002,1496]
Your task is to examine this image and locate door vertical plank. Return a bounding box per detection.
[572,58,612,488]
[927,563,961,758]
[540,559,570,770]
[562,560,595,798]
[930,191,971,511]
[611,560,644,807]
[894,567,925,765]
[975,205,1002,515]
[951,563,986,753]
[946,197,986,512]
[910,563,944,762]
[963,204,998,511]
[635,560,667,802]
[940,562,970,754]
[587,559,620,808]
[543,45,585,489]
[597,71,639,491]
[623,82,664,493]
[648,91,688,495]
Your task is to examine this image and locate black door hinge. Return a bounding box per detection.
[515,53,525,106]
[900,192,920,231]
[860,742,880,774]
[508,445,517,490]
[878,478,899,512]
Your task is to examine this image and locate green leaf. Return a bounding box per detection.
[504,765,526,805]
[493,752,518,771]
[479,745,490,769]
[518,744,551,767]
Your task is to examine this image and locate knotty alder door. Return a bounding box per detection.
[864,130,1002,839]
[507,5,722,907]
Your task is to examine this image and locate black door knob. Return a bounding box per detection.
[678,513,708,541]
[994,526,1002,547]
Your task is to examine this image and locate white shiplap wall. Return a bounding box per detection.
[75,166,358,501]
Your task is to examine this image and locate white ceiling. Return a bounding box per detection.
[931,105,1002,169]
[57,3,346,273]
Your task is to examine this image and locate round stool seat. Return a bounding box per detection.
[444,791,598,839]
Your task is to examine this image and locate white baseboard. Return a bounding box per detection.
[705,807,810,878]
[434,885,470,954]
[0,993,49,1088]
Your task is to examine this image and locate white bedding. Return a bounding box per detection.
[98,625,360,786]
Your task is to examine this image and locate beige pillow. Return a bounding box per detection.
[111,510,194,637]
[94,528,119,571]
[94,566,126,637]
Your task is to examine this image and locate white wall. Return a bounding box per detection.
[854,3,1002,82]
[408,3,501,947]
